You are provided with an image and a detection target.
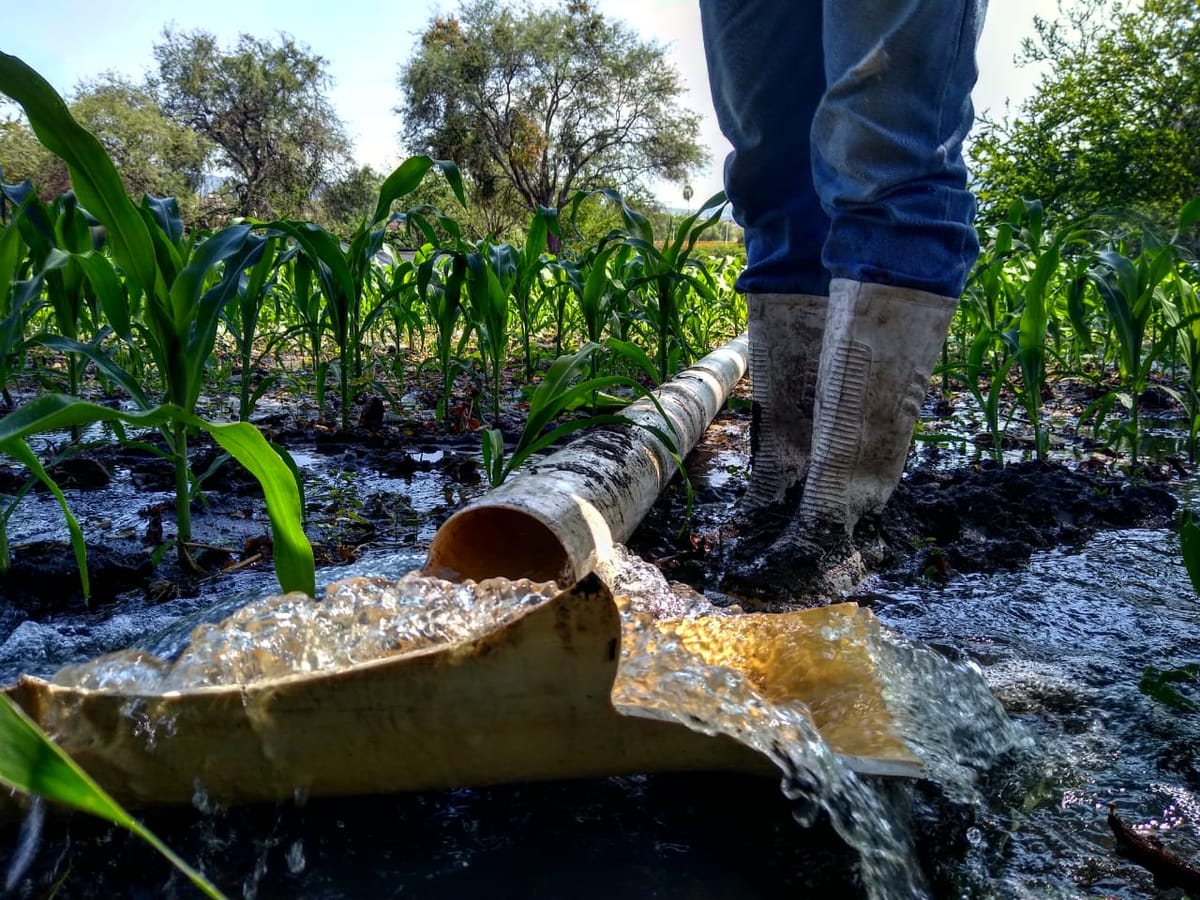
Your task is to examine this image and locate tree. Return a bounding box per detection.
[152,28,351,220]
[0,75,206,206]
[398,0,706,231]
[970,0,1200,228]
[320,164,385,235]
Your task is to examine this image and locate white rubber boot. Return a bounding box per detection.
[727,278,957,601]
[741,292,829,511]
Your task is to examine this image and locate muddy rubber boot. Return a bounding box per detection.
[740,292,829,512]
[726,279,957,602]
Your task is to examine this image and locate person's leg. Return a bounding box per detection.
[815,0,985,296]
[727,0,988,599]
[700,0,829,510]
[700,0,828,297]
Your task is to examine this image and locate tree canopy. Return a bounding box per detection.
[152,28,351,220]
[0,74,206,205]
[397,0,706,225]
[969,0,1200,227]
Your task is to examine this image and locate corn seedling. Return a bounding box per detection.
[0,394,314,596]
[0,53,317,588]
[465,241,517,424]
[417,247,470,422]
[511,207,555,380]
[1085,229,1181,465]
[480,342,686,498]
[577,189,727,382]
[0,194,46,408]
[223,236,300,421]
[265,157,465,431]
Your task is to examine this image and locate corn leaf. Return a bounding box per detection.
[1181,511,1200,596]
[0,695,227,898]
[373,156,465,226]
[0,438,88,597]
[0,53,158,296]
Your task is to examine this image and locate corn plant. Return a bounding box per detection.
[2,189,104,420]
[1158,198,1200,459]
[1085,229,1181,465]
[0,394,314,596]
[588,189,728,382]
[546,260,581,358]
[576,243,620,352]
[1165,271,1200,459]
[0,53,314,590]
[374,257,422,381]
[0,188,45,408]
[281,255,329,417]
[416,246,470,422]
[959,202,1027,460]
[223,236,300,421]
[265,157,465,431]
[998,202,1097,462]
[465,241,517,423]
[511,207,555,380]
[480,342,684,492]
[0,694,227,898]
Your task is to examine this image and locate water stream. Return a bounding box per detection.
[868,525,1200,897]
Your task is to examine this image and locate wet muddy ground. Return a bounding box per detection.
[0,375,1185,640]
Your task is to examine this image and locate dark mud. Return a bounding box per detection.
[626,403,1182,601]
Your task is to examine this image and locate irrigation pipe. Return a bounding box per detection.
[426,334,749,584]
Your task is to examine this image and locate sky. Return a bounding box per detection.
[2,0,1058,207]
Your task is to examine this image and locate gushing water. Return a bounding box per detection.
[43,544,1024,898]
[51,574,559,692]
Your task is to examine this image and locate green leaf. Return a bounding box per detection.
[1176,197,1200,236]
[0,695,227,898]
[372,157,465,226]
[1181,510,1200,596]
[0,438,88,597]
[0,53,158,296]
[1139,664,1200,711]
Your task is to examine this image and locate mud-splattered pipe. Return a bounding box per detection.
[425,334,749,584]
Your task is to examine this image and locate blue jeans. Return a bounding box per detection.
[700,0,987,298]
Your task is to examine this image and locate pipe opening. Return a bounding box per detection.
[424,506,572,585]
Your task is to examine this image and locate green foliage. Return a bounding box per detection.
[267,155,466,430]
[1180,510,1200,597]
[3,73,207,211]
[0,694,227,898]
[0,180,49,405]
[481,341,685,494]
[1084,228,1182,464]
[585,187,728,381]
[0,53,312,578]
[398,0,706,225]
[0,109,55,191]
[153,28,350,220]
[971,0,1200,228]
[223,235,294,420]
[1140,663,1200,712]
